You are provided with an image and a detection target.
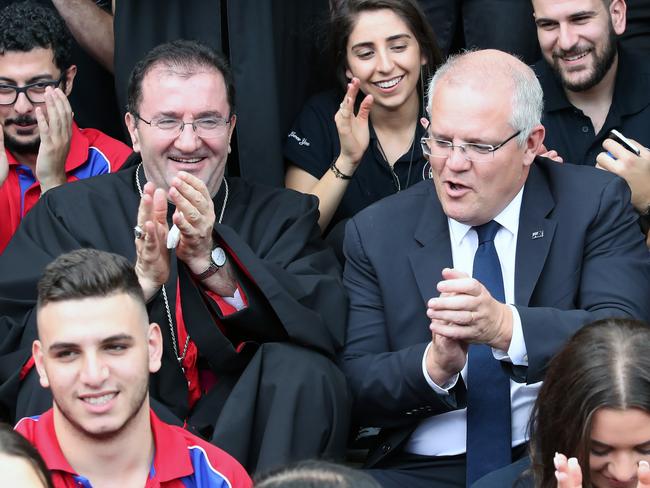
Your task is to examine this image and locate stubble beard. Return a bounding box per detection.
[3,130,40,156]
[55,377,150,443]
[552,26,618,93]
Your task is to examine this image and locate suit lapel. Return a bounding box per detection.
[515,162,557,306]
[408,185,454,304]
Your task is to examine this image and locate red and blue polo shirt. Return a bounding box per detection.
[0,122,132,253]
[15,408,252,488]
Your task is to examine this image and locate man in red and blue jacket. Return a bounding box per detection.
[0,2,131,254]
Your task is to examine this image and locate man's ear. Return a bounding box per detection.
[32,340,50,389]
[125,112,140,152]
[524,124,546,167]
[147,323,163,374]
[63,65,77,97]
[610,0,627,35]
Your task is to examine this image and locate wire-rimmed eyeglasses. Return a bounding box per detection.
[133,113,232,139]
[420,131,521,163]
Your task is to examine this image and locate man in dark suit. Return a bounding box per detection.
[341,49,650,488]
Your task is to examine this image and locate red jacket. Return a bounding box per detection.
[0,122,132,253]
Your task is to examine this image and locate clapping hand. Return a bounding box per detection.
[35,87,72,192]
[134,182,170,301]
[427,268,513,352]
[333,77,374,176]
[554,453,650,488]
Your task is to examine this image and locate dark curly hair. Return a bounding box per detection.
[0,0,72,73]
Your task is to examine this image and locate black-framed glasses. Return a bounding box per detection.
[133,113,231,139]
[420,130,521,163]
[0,75,64,105]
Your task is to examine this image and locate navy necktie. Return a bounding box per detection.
[466,220,512,486]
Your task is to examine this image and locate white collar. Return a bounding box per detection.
[448,185,525,245]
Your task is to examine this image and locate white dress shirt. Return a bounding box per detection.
[405,186,542,456]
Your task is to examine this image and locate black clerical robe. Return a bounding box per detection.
[0,158,350,473]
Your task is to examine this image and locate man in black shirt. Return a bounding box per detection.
[532,0,649,165]
[531,0,650,243]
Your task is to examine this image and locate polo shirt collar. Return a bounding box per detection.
[149,410,194,482]
[33,408,195,483]
[30,409,78,475]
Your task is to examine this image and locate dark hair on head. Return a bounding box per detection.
[37,249,144,310]
[328,0,442,92]
[127,39,236,116]
[254,460,381,488]
[529,318,650,488]
[0,423,53,488]
[0,1,72,73]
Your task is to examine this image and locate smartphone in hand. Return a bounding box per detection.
[607,129,641,157]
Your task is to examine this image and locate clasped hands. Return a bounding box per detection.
[134,171,235,301]
[425,268,513,385]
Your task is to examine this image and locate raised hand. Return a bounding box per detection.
[169,172,237,296]
[554,452,650,488]
[134,182,170,301]
[426,268,513,352]
[35,87,72,192]
[333,77,374,176]
[554,454,582,488]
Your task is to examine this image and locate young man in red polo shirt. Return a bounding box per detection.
[0,2,132,254]
[15,248,251,488]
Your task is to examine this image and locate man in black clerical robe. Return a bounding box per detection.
[0,40,349,474]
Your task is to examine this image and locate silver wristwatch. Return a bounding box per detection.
[194,246,226,280]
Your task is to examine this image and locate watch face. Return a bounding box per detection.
[211,247,227,267]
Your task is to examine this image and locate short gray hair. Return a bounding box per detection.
[426,50,544,146]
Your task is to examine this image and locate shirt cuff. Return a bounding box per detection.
[492,305,528,366]
[223,287,246,311]
[422,342,459,395]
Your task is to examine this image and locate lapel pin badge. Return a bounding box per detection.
[531,230,544,240]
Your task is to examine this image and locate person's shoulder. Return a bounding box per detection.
[77,127,133,169]
[77,126,132,154]
[163,423,252,487]
[13,415,40,440]
[14,409,54,445]
[535,156,618,184]
[532,157,626,202]
[42,165,135,206]
[619,45,650,74]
